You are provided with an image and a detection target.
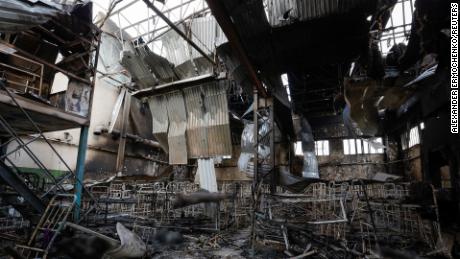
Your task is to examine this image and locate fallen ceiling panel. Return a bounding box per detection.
[120,50,157,89]
[140,47,177,83]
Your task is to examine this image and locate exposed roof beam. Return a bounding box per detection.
[108,0,138,18]
[135,7,209,44]
[205,0,267,97]
[142,0,215,65]
[122,0,197,31]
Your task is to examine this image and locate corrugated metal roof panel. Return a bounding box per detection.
[98,32,131,84]
[120,50,157,89]
[0,0,62,32]
[174,57,213,80]
[184,80,232,158]
[140,48,177,83]
[148,95,169,152]
[265,0,371,27]
[161,16,227,66]
[166,91,188,164]
[189,16,227,60]
[161,26,189,66]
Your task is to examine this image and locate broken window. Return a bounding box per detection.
[408,126,420,148]
[379,0,414,55]
[401,126,420,150]
[343,138,384,155]
[50,72,69,94]
[315,140,330,156]
[281,73,291,102]
[294,141,302,156]
[295,140,330,156]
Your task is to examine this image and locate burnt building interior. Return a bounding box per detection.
[0,0,457,258]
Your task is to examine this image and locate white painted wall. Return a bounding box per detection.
[6,140,78,172]
[6,75,119,169]
[5,74,158,179]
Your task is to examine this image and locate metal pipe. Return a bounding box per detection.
[94,125,162,149]
[141,0,216,65]
[73,126,89,222]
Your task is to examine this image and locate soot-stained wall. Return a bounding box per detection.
[309,118,398,181]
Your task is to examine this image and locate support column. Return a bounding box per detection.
[72,30,101,222]
[270,102,276,194]
[116,92,131,175]
[251,89,258,250]
[73,125,89,222]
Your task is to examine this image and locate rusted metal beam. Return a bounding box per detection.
[141,0,216,65]
[205,0,267,97]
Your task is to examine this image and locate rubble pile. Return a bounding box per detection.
[256,182,449,258]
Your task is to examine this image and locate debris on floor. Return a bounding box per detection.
[0,0,457,258]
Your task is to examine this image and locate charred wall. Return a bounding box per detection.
[310,116,399,181]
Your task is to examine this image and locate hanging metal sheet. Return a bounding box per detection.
[140,47,177,83]
[148,95,169,152]
[161,27,189,66]
[120,50,157,89]
[197,158,217,192]
[189,16,227,60]
[98,20,132,85]
[160,16,227,67]
[183,80,232,158]
[166,91,188,164]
